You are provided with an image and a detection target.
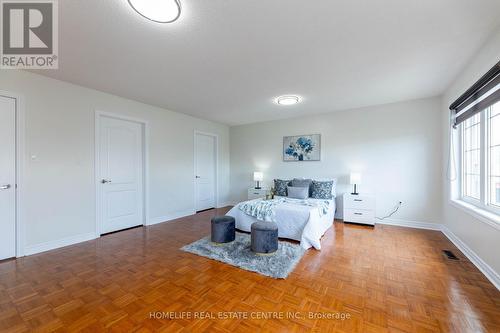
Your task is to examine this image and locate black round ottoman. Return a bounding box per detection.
[251,221,278,254]
[211,216,235,244]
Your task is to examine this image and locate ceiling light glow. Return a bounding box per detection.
[276,95,301,106]
[128,0,181,23]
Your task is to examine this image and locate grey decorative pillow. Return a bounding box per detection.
[287,186,309,199]
[291,178,312,188]
[274,179,291,196]
[311,180,334,199]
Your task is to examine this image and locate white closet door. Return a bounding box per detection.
[0,96,16,260]
[98,116,144,234]
[195,133,216,211]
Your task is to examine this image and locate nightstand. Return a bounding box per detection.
[248,188,269,200]
[343,193,376,226]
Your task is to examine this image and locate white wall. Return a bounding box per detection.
[441,26,500,276]
[230,97,443,224]
[0,70,230,253]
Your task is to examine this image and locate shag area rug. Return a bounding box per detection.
[181,232,306,279]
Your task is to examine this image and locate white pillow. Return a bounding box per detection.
[287,186,309,199]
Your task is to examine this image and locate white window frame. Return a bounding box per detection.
[458,105,500,217]
[486,107,500,215]
[460,112,483,205]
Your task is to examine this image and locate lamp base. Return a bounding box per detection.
[351,184,359,195]
[255,187,262,190]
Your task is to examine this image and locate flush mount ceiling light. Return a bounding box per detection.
[276,95,301,106]
[128,0,181,23]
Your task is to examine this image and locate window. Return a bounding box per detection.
[462,113,481,200]
[460,100,500,213]
[489,102,500,207]
[451,61,500,218]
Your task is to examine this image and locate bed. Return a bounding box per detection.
[226,197,335,250]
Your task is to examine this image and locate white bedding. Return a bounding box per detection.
[226,197,335,250]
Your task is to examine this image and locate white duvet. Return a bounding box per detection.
[226,197,335,250]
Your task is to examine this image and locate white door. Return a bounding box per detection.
[195,133,216,212]
[0,96,16,260]
[98,116,144,234]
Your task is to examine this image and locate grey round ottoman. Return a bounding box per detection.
[251,221,278,254]
[211,216,235,244]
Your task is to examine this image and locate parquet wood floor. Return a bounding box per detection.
[0,207,499,332]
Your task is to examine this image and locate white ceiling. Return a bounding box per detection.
[34,0,500,125]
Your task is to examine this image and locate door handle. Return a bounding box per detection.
[195,176,201,179]
[101,179,112,184]
[0,184,11,190]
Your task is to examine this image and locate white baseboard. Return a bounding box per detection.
[148,209,195,226]
[376,218,442,230]
[374,218,499,290]
[218,202,235,208]
[441,225,500,290]
[24,232,96,256]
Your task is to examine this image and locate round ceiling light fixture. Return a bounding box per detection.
[128,0,181,23]
[276,95,301,106]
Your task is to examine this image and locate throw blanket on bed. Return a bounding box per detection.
[239,198,330,222]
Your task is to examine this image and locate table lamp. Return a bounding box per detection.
[350,172,362,195]
[253,172,263,189]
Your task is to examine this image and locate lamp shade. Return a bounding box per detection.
[253,172,263,181]
[350,172,362,185]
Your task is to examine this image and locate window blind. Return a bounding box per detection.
[450,60,500,128]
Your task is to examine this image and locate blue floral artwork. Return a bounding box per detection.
[283,134,321,161]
